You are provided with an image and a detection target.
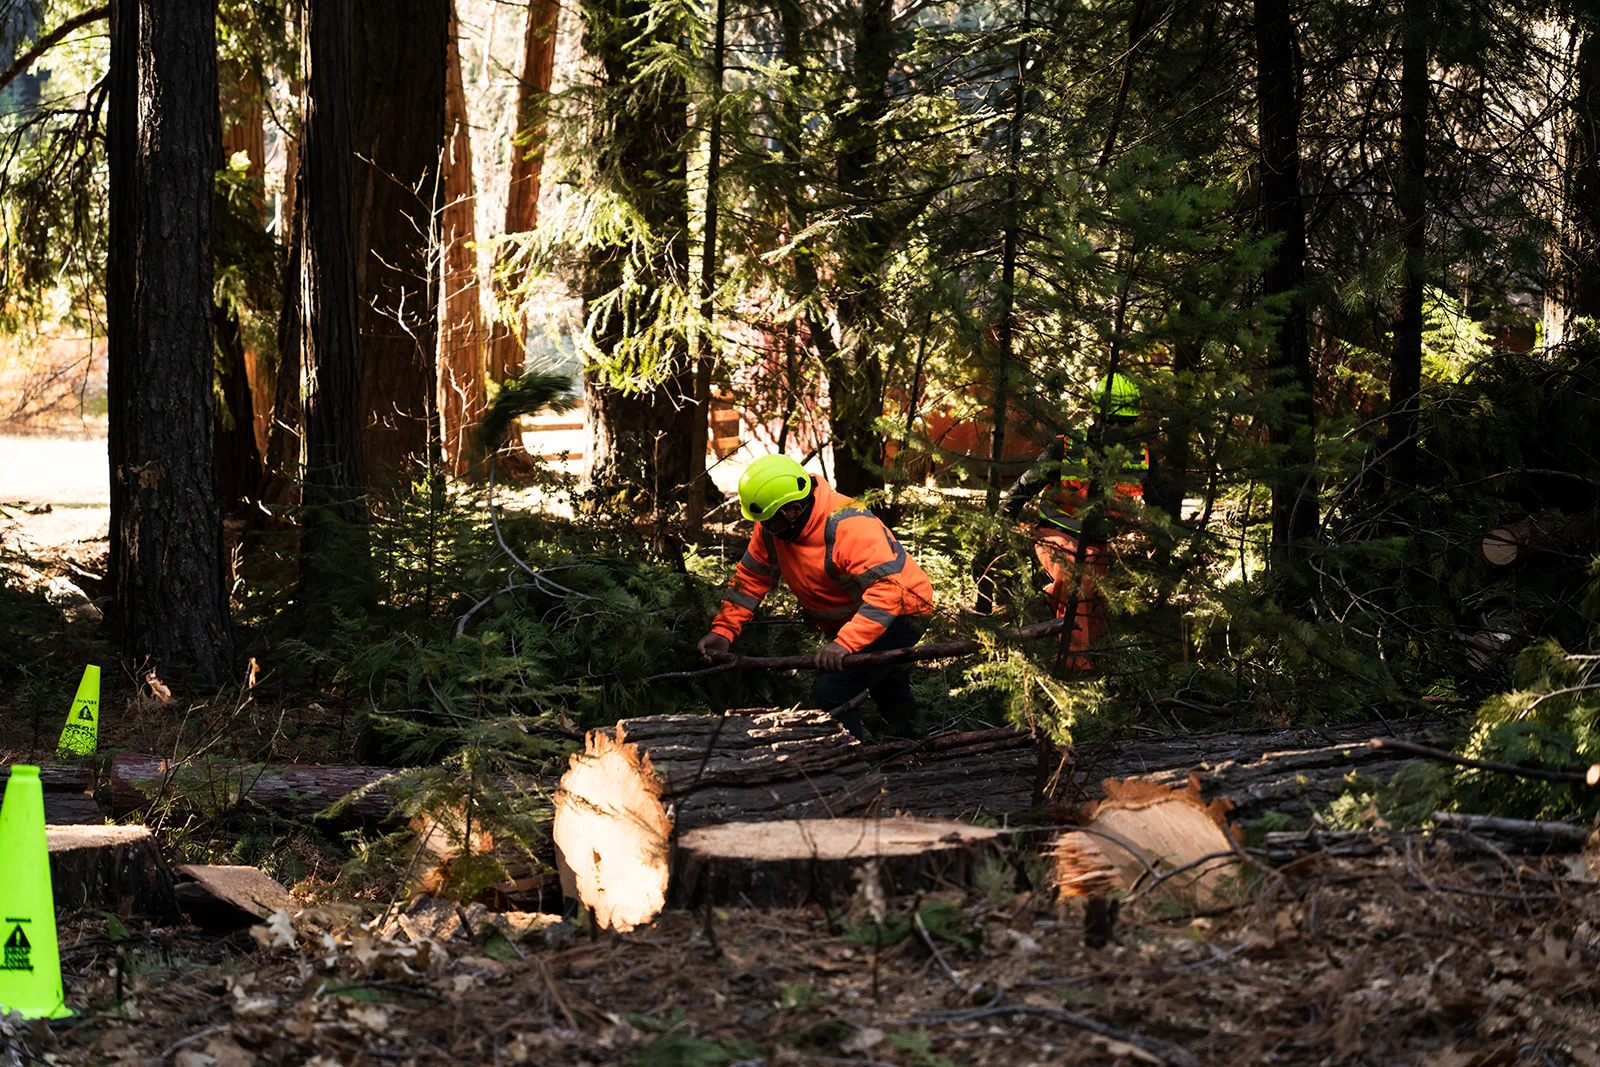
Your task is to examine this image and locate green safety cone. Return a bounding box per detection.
[0,765,71,1018]
[55,665,99,758]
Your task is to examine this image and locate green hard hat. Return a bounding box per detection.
[1089,372,1140,417]
[738,454,812,522]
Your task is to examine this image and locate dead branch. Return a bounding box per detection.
[1430,811,1593,849]
[0,6,110,95]
[646,615,1067,681]
[1367,737,1594,784]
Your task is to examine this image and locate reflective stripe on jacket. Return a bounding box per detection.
[710,476,934,652]
[1040,436,1148,534]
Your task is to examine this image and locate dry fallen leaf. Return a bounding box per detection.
[250,909,296,951]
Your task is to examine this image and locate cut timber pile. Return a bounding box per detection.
[552,716,1031,929]
[1054,775,1243,907]
[46,825,176,917]
[671,817,1010,909]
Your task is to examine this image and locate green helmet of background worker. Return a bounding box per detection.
[738,454,813,521]
[1089,372,1140,418]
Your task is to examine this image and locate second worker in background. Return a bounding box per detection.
[696,455,935,739]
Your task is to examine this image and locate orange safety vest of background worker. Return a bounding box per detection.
[1000,373,1157,673]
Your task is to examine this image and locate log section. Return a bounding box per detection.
[670,817,1012,909]
[46,825,176,917]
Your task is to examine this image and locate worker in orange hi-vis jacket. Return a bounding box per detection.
[695,454,935,739]
[1000,373,1161,674]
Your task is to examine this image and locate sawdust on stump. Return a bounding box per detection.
[552,727,672,932]
[1053,774,1242,907]
[672,817,1008,909]
[46,824,176,917]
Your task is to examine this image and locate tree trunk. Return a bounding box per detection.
[986,4,1029,514]
[825,0,897,497]
[298,0,371,584]
[351,0,449,489]
[486,0,560,383]
[106,0,233,685]
[578,0,695,510]
[1255,0,1318,574]
[439,6,486,477]
[684,0,728,538]
[219,61,273,460]
[214,305,264,513]
[1547,14,1600,345]
[1389,0,1427,488]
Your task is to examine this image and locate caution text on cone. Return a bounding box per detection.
[56,665,99,758]
[0,765,71,1018]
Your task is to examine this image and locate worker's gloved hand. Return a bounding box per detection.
[814,640,850,672]
[696,632,732,662]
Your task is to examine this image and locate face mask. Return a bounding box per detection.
[766,491,816,540]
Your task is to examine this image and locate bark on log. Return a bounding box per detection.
[46,825,176,918]
[110,754,408,822]
[670,817,1015,910]
[1482,513,1595,566]
[1430,811,1594,851]
[617,709,886,829]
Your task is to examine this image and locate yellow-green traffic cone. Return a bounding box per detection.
[55,665,99,758]
[0,765,71,1019]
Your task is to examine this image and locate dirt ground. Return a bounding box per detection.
[4,841,1598,1067]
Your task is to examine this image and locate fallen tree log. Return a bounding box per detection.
[47,825,176,917]
[111,753,405,821]
[670,817,1015,910]
[1482,512,1595,567]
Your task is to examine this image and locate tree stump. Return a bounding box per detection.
[670,817,1011,910]
[46,825,176,918]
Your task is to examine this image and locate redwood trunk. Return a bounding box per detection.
[106,0,233,685]
[439,7,486,476]
[487,0,560,382]
[351,1,449,488]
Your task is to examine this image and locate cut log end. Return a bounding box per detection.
[552,728,671,933]
[671,817,1010,910]
[1053,774,1242,908]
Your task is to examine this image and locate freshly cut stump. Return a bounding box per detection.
[1053,775,1242,908]
[552,730,672,932]
[671,817,1008,909]
[46,825,176,917]
[175,865,295,928]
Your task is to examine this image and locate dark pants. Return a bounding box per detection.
[815,616,927,740]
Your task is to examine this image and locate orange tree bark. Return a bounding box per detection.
[107,0,233,685]
[487,0,559,383]
[351,1,449,489]
[439,6,486,476]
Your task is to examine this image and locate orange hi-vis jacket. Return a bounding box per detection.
[710,476,934,653]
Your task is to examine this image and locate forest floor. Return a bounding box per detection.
[11,841,1600,1067]
[6,436,1600,1065]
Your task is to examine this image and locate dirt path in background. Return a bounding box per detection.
[0,435,110,558]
